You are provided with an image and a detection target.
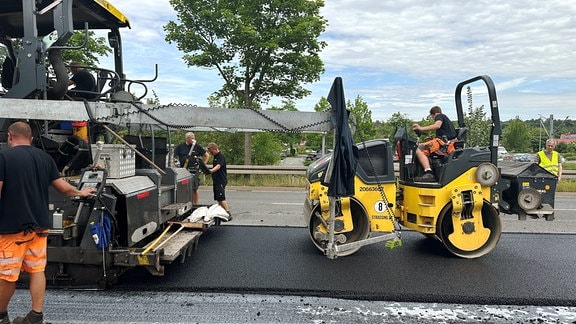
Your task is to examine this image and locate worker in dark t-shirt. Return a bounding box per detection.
[206,142,231,221]
[411,106,457,182]
[68,61,96,100]
[0,121,95,324]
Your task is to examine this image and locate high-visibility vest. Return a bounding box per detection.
[537,150,559,175]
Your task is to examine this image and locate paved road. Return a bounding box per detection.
[8,187,576,323]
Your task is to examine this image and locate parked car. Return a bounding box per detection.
[306,152,321,161]
[513,153,536,162]
[305,149,332,161]
[498,146,512,161]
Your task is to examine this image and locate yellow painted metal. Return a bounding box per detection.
[136,255,151,265]
[338,197,354,232]
[315,188,354,234]
[308,175,396,234]
[395,167,492,234]
[448,184,491,251]
[93,0,131,27]
[140,224,172,256]
[352,177,396,232]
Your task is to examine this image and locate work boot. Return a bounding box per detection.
[414,172,435,182]
[12,310,43,324]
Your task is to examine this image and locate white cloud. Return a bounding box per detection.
[101,0,576,122]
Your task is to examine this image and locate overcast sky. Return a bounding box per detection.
[103,0,576,122]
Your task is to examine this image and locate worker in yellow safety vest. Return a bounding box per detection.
[535,139,562,182]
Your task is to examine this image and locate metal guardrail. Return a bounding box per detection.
[228,165,576,179]
[228,165,307,175]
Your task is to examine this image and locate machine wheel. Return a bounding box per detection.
[308,198,370,256]
[436,200,502,258]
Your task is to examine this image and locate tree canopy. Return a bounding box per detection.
[63,31,111,67]
[463,104,491,147]
[503,117,531,152]
[165,0,327,164]
[165,0,327,108]
[347,95,375,142]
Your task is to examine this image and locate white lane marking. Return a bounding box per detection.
[271,203,302,205]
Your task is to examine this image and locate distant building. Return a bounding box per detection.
[555,134,576,145]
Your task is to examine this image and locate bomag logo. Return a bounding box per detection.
[359,186,380,192]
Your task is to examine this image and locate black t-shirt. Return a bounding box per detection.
[70,70,96,99]
[174,142,206,170]
[434,113,457,140]
[0,145,61,233]
[211,152,227,186]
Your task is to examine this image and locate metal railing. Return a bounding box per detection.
[228,165,576,179]
[228,165,307,175]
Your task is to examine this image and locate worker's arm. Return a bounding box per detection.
[52,178,96,197]
[209,164,221,174]
[412,120,442,132]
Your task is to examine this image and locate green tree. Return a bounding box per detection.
[463,105,491,147]
[385,112,413,141]
[63,31,112,66]
[347,95,374,142]
[372,120,387,139]
[555,142,568,153]
[251,132,283,165]
[502,117,531,152]
[303,96,333,151]
[165,0,327,164]
[146,90,160,105]
[196,131,245,165]
[314,97,330,113]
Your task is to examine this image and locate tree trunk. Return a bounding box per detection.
[244,132,252,165]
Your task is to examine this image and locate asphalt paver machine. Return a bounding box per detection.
[0,0,332,288]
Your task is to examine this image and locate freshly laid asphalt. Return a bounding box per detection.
[7,186,576,323]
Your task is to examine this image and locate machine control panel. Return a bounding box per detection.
[76,170,106,199]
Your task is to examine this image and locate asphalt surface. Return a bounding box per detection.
[7,181,576,323]
[9,226,576,323]
[110,226,576,306]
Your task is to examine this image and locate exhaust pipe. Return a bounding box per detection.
[47,48,69,100]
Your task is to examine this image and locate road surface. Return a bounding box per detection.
[7,188,576,323]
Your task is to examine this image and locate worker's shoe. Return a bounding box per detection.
[12,310,43,324]
[414,172,435,182]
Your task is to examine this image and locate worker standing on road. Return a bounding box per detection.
[174,132,209,204]
[206,142,231,221]
[535,138,563,182]
[0,121,96,324]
